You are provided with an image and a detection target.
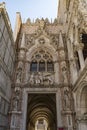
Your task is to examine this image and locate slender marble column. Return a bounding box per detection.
[74,25,85,70]
[56,89,63,128]
[77,44,85,70]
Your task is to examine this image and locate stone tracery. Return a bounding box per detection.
[29,49,55,85]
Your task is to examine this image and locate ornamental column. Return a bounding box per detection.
[67,38,78,84]
[10,33,26,130]
[59,31,68,84]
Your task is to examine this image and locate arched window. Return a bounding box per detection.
[30,61,37,72]
[75,51,80,71]
[30,50,54,72]
[47,61,54,72]
[80,86,87,115]
[39,61,45,72]
[81,33,87,60]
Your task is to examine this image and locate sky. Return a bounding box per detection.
[0,0,59,30]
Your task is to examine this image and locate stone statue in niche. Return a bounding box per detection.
[61,62,68,84]
[13,97,19,111]
[12,89,20,111]
[16,68,22,83]
[62,66,68,83]
[16,62,23,83]
[64,88,71,109]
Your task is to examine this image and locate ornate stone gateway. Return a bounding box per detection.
[10,16,75,130]
[1,1,87,130]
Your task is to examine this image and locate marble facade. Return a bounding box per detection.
[0,1,87,130]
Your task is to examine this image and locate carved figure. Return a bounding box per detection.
[35,74,40,84]
[13,90,20,111]
[39,72,43,84]
[62,66,68,83]
[48,75,54,84]
[16,68,22,83]
[29,73,35,84]
[29,72,54,85]
[44,75,54,84]
[39,38,45,44]
[64,88,70,109]
[13,98,18,111]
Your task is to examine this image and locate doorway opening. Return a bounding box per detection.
[26,93,57,130]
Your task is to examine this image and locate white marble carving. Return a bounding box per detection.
[29,72,54,85]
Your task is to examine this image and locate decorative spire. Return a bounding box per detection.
[59,31,64,48]
[0,2,5,8]
[20,33,25,48]
[14,12,22,42]
[57,0,67,23]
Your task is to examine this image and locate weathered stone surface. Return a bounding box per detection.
[0,1,87,130]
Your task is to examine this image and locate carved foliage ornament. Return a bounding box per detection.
[50,35,59,49]
[26,35,35,48]
[38,38,45,44]
[80,0,87,10]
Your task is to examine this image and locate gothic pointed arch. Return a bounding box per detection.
[75,81,87,116]
[80,86,87,115]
